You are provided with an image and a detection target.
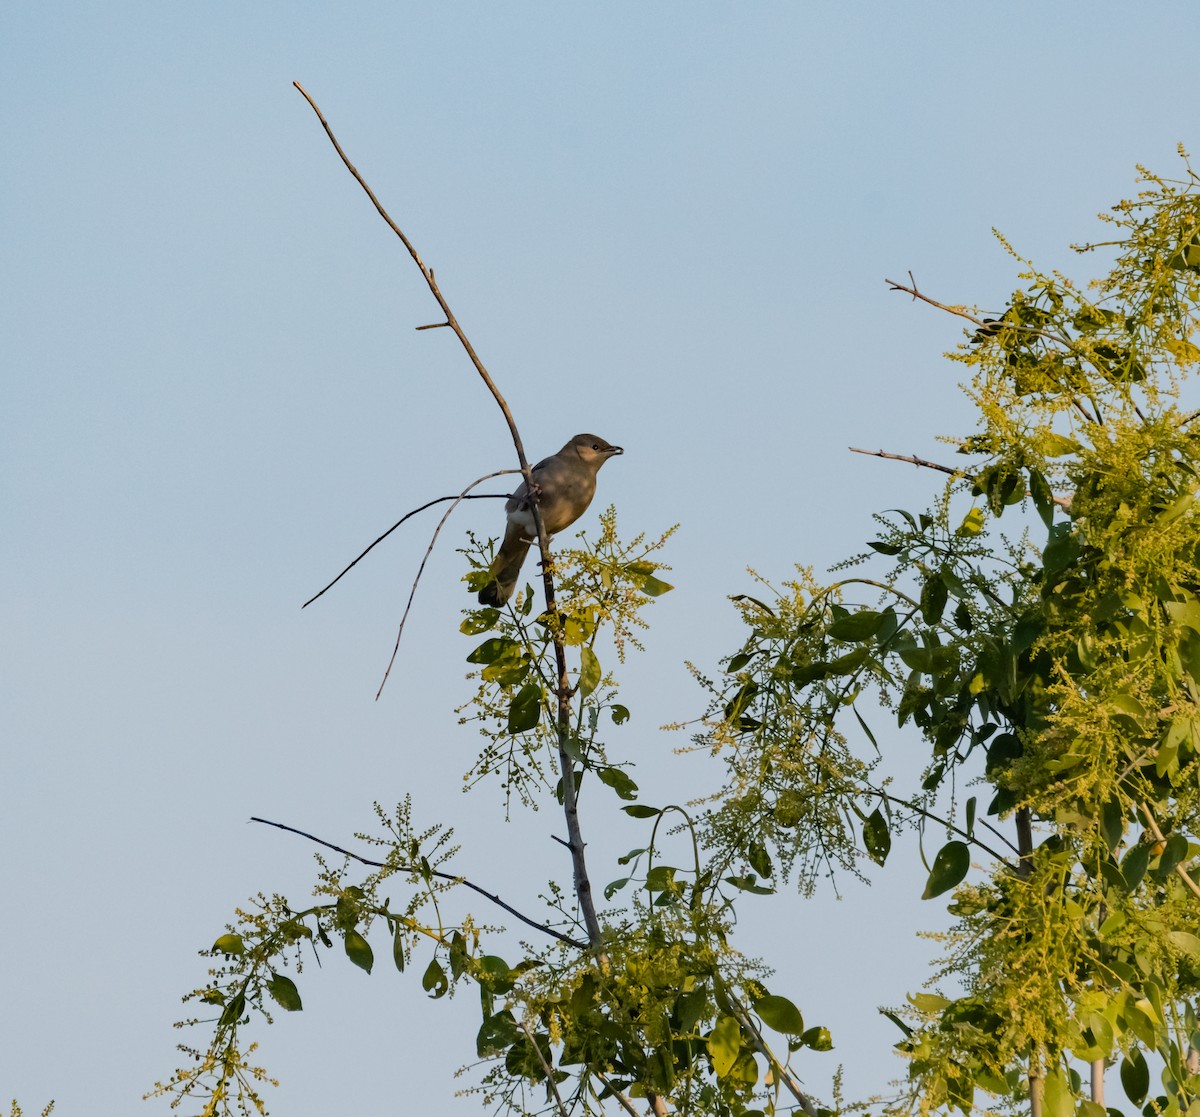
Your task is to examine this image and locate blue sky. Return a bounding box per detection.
[4,3,1198,1113]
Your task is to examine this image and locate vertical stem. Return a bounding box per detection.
[1090,1058,1104,1106]
[1029,1065,1044,1117]
[1015,807,1034,877]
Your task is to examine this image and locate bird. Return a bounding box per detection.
[477,434,623,607]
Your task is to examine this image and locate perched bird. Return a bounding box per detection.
[477,434,623,607]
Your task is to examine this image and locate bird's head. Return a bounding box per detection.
[568,433,623,467]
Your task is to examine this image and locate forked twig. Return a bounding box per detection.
[886,270,985,326]
[375,472,517,699]
[249,816,587,949]
[302,477,517,609]
[849,446,968,480]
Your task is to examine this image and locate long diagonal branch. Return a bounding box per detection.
[295,83,605,952]
[250,816,587,949]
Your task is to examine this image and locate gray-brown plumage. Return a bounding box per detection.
[477,434,623,607]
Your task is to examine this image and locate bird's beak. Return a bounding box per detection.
[609,446,624,455]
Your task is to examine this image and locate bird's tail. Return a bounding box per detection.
[477,528,531,607]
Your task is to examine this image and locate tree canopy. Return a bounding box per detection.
[153,125,1200,1117]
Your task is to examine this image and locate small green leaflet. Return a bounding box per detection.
[921,840,969,899]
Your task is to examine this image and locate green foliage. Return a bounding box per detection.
[162,156,1200,1117]
[696,152,1200,1117]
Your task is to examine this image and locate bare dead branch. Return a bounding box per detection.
[849,446,1073,511]
[249,816,587,949]
[849,446,968,479]
[302,475,518,609]
[295,83,606,953]
[886,271,985,326]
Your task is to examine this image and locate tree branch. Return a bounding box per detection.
[1138,804,1200,901]
[303,475,518,609]
[729,995,819,1117]
[592,1070,642,1117]
[519,1017,569,1117]
[249,816,587,949]
[875,791,1019,870]
[295,82,606,951]
[849,446,1073,510]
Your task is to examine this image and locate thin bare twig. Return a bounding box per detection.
[249,816,587,949]
[374,472,519,699]
[876,791,1019,869]
[295,83,606,953]
[519,1018,569,1117]
[849,446,970,479]
[887,271,985,326]
[849,446,1073,510]
[886,273,1102,424]
[302,476,518,609]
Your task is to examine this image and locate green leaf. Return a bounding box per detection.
[623,804,661,819]
[578,646,601,697]
[707,1015,742,1077]
[1040,432,1080,457]
[459,608,500,635]
[218,990,246,1028]
[1165,931,1200,960]
[466,636,519,664]
[630,570,674,596]
[266,972,303,1012]
[1121,841,1151,890]
[597,765,638,801]
[956,507,985,537]
[1120,1047,1149,1104]
[827,610,883,642]
[747,842,773,879]
[422,957,448,998]
[1028,469,1055,528]
[610,704,631,725]
[392,925,405,973]
[920,571,948,625]
[477,1010,520,1056]
[724,873,774,895]
[753,994,805,1035]
[1100,800,1125,853]
[604,877,630,899]
[212,933,245,956]
[507,682,543,734]
[863,807,891,866]
[1042,1068,1074,1117]
[800,1025,832,1051]
[922,840,970,899]
[344,928,374,974]
[1165,598,1200,632]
